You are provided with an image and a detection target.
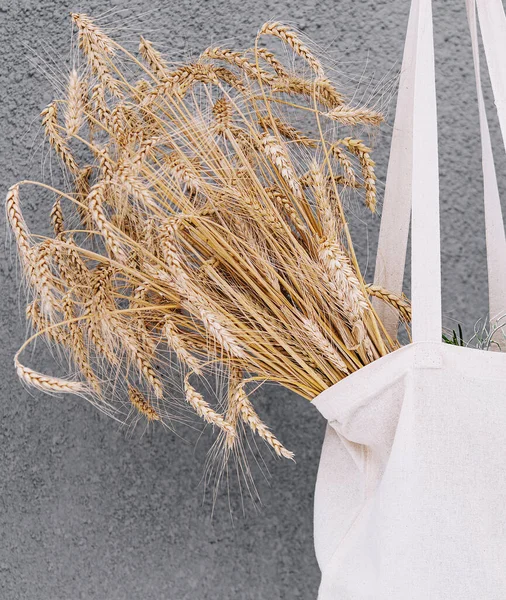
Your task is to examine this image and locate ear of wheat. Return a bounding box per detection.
[7,14,408,471]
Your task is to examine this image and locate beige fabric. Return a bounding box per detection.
[374,0,506,340]
[371,0,417,338]
[373,0,441,342]
[313,0,506,597]
[469,0,506,345]
[314,343,506,599]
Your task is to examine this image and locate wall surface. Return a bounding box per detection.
[1,0,505,598]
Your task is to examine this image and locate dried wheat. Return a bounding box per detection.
[163,317,202,374]
[230,371,294,458]
[6,184,31,263]
[139,36,169,79]
[212,97,233,132]
[62,293,100,391]
[30,240,57,315]
[8,17,396,477]
[310,161,338,237]
[327,105,383,127]
[122,328,164,398]
[319,238,369,318]
[337,137,376,211]
[184,375,235,435]
[87,182,127,261]
[329,143,356,186]
[165,153,201,194]
[301,317,349,374]
[26,301,67,344]
[50,198,65,237]
[15,355,87,394]
[65,69,86,136]
[41,103,78,172]
[259,22,324,78]
[366,284,412,322]
[71,13,121,95]
[259,115,316,147]
[254,47,289,77]
[265,187,306,232]
[260,133,302,197]
[201,47,275,84]
[128,386,161,421]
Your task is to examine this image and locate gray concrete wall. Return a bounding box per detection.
[1,0,505,598]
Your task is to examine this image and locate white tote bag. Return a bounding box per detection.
[312,0,506,598]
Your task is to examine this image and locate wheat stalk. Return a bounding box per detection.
[71,13,121,95]
[259,115,316,147]
[139,36,169,79]
[163,317,202,374]
[30,240,58,316]
[62,292,100,391]
[165,153,202,194]
[54,239,89,289]
[65,69,86,137]
[201,47,275,85]
[302,318,349,374]
[26,301,67,345]
[260,133,302,198]
[8,15,404,477]
[128,386,161,421]
[253,47,289,77]
[329,143,356,186]
[274,75,344,109]
[326,105,384,126]
[213,97,233,132]
[87,182,127,261]
[366,284,412,322]
[336,137,377,212]
[259,22,324,79]
[230,370,294,459]
[310,160,338,236]
[15,355,87,394]
[50,198,65,236]
[319,239,369,318]
[6,184,31,263]
[41,103,78,172]
[184,375,236,436]
[265,186,306,232]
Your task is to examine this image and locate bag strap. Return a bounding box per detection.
[371,0,417,337]
[476,0,506,155]
[469,0,506,347]
[374,0,442,343]
[375,0,506,345]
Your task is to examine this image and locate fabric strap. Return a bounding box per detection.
[476,0,506,155]
[371,0,417,337]
[410,0,442,343]
[374,0,506,343]
[373,0,441,343]
[470,0,506,346]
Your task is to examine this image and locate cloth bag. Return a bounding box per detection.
[312,0,506,598]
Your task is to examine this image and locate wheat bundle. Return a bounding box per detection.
[7,14,409,462]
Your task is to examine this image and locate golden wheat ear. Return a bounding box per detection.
[258,22,324,79]
[128,386,161,421]
[184,374,236,436]
[15,355,88,395]
[230,373,294,460]
[8,13,396,477]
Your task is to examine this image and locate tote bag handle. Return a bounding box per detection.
[373,0,441,343]
[469,0,506,346]
[374,0,506,344]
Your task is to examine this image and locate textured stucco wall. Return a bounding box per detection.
[2,0,505,598]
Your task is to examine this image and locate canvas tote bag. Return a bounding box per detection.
[312,0,506,597]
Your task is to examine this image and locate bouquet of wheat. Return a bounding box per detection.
[7,14,410,465]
